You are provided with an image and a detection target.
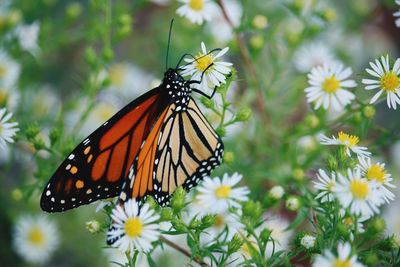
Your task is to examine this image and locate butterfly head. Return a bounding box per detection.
[163,68,192,109]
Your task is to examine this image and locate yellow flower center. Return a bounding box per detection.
[366,164,387,183]
[124,218,143,238]
[328,179,335,191]
[338,131,359,147]
[343,217,354,227]
[28,227,45,246]
[189,0,204,11]
[0,65,6,78]
[194,52,213,73]
[0,90,8,106]
[350,179,369,199]
[380,72,400,92]
[322,75,340,93]
[214,214,225,228]
[241,238,258,258]
[214,185,231,199]
[108,64,127,87]
[333,259,351,267]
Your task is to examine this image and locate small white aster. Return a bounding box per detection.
[0,49,20,88]
[305,63,356,111]
[293,42,339,73]
[313,242,365,267]
[394,1,400,28]
[15,21,40,56]
[86,220,100,233]
[361,54,400,109]
[319,131,371,158]
[181,42,232,93]
[313,169,336,203]
[269,185,285,200]
[176,0,219,25]
[195,172,249,214]
[357,156,395,205]
[263,216,293,257]
[107,199,160,254]
[12,215,60,264]
[0,107,19,149]
[200,211,244,244]
[332,168,383,218]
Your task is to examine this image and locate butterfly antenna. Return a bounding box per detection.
[166,18,175,70]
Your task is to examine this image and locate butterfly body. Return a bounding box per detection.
[41,68,224,212]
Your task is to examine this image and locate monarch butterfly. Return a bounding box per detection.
[40,24,226,213]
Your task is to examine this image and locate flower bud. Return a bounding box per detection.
[322,8,337,22]
[25,122,40,140]
[190,219,201,229]
[364,253,378,266]
[305,114,319,128]
[249,35,264,50]
[236,107,252,122]
[201,215,216,228]
[223,151,234,164]
[286,196,300,211]
[216,126,226,138]
[86,220,100,233]
[353,112,362,123]
[171,218,186,232]
[362,105,375,119]
[49,128,60,146]
[171,186,186,212]
[370,218,385,234]
[260,228,272,242]
[228,233,244,253]
[300,234,316,249]
[242,200,263,219]
[336,222,349,238]
[160,208,172,221]
[252,15,268,30]
[33,138,46,151]
[269,185,284,200]
[84,46,97,66]
[390,233,400,249]
[292,168,305,181]
[11,188,23,201]
[102,47,114,62]
[66,2,83,20]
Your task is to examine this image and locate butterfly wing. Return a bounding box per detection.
[40,87,169,212]
[117,97,224,206]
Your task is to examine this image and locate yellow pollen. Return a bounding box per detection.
[189,0,204,11]
[367,164,387,183]
[322,75,340,93]
[333,259,351,267]
[343,217,354,227]
[124,218,143,238]
[380,72,400,92]
[214,185,231,199]
[214,214,225,228]
[194,52,213,72]
[338,131,359,147]
[350,179,369,199]
[28,227,45,246]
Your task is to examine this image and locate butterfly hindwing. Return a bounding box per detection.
[118,97,224,207]
[40,87,169,212]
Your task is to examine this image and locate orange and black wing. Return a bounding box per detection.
[117,97,224,206]
[40,87,169,212]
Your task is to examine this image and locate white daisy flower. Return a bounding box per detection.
[357,156,395,204]
[361,55,400,109]
[318,132,371,158]
[394,0,400,28]
[107,199,160,254]
[0,107,19,149]
[263,216,293,257]
[313,242,365,267]
[300,234,316,249]
[313,169,336,203]
[176,0,219,25]
[293,42,339,73]
[12,215,60,264]
[0,49,20,88]
[305,63,356,111]
[195,172,249,214]
[332,168,383,218]
[15,21,40,56]
[200,212,244,244]
[181,42,232,93]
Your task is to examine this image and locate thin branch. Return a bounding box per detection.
[216,0,269,121]
[160,235,209,267]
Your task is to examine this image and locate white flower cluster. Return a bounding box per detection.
[314,132,396,219]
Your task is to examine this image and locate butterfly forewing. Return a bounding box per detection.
[40,87,169,212]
